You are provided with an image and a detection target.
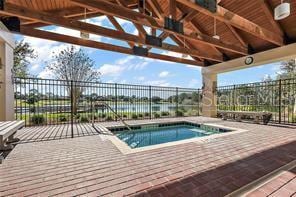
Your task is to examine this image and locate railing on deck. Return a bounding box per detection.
[217,78,296,125]
[14,77,202,126]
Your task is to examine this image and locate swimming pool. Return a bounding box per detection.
[111,122,231,148]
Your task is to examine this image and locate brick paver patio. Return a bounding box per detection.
[0,117,295,196]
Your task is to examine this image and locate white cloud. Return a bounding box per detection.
[98,56,148,77]
[30,64,39,71]
[186,65,201,71]
[38,67,54,79]
[145,80,170,87]
[159,71,170,78]
[98,64,125,76]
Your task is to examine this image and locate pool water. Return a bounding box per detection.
[115,125,225,148]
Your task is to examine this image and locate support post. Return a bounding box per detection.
[0,22,15,121]
[201,69,217,117]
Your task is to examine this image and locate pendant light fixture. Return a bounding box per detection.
[80,8,90,39]
[182,37,188,58]
[212,17,220,40]
[274,0,290,20]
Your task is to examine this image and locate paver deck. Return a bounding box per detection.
[0,117,295,196]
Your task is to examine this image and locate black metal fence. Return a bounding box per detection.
[14,77,201,126]
[217,78,296,125]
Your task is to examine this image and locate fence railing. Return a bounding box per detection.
[14,77,202,126]
[14,77,296,126]
[217,78,296,125]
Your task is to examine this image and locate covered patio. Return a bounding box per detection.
[0,0,296,196]
[0,117,295,196]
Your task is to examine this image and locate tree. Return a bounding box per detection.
[277,59,296,115]
[26,89,40,105]
[47,46,100,114]
[277,59,296,79]
[13,40,37,77]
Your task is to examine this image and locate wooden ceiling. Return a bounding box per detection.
[0,0,295,67]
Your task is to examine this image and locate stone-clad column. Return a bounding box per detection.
[0,22,15,121]
[201,68,217,117]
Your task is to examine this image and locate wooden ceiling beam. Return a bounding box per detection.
[169,0,177,19]
[171,35,203,62]
[116,0,147,45]
[146,0,165,19]
[19,27,203,66]
[70,0,248,55]
[176,0,284,46]
[177,5,222,56]
[226,24,248,47]
[260,0,284,36]
[0,2,221,62]
[107,16,134,48]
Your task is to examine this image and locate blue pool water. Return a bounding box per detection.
[115,125,225,148]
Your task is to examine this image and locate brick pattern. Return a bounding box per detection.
[247,167,296,197]
[0,117,295,196]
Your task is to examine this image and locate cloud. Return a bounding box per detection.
[145,80,171,87]
[98,55,148,77]
[159,71,170,78]
[38,67,54,79]
[97,64,125,76]
[30,64,39,71]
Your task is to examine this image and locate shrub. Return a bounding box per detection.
[80,116,89,123]
[106,116,114,121]
[75,114,81,120]
[30,114,45,125]
[122,114,127,118]
[29,106,36,113]
[138,113,143,118]
[131,113,138,119]
[176,110,184,117]
[161,111,169,116]
[58,114,67,122]
[98,113,106,118]
[144,112,150,117]
[291,115,296,123]
[154,113,160,118]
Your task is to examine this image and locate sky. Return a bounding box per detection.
[15,16,283,89]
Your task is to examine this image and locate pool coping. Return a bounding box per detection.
[100,121,249,154]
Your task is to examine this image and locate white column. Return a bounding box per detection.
[0,23,15,121]
[201,68,217,117]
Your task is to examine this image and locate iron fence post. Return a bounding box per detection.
[70,80,74,138]
[149,86,152,119]
[233,85,236,111]
[115,83,118,121]
[176,87,179,116]
[279,79,282,124]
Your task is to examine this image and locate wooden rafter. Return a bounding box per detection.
[70,0,248,55]
[146,0,165,19]
[169,0,177,19]
[176,5,222,56]
[226,24,247,47]
[176,0,284,46]
[260,0,284,36]
[19,27,203,66]
[0,2,223,62]
[107,16,134,48]
[171,35,203,62]
[116,0,147,40]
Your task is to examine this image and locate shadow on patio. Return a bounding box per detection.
[15,123,102,143]
[133,141,296,197]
